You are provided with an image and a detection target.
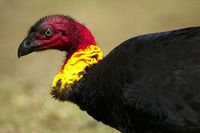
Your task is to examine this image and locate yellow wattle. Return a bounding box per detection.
[51,44,103,91]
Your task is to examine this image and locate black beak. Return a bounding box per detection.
[17,38,38,58]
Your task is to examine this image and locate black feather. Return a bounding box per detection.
[58,27,200,133]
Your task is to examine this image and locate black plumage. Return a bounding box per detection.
[55,27,200,133]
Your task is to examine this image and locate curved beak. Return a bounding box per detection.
[17,38,39,58]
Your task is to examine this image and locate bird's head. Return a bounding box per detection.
[18,15,96,57]
[17,15,103,99]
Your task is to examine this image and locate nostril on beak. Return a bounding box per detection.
[24,40,31,48]
[17,39,34,58]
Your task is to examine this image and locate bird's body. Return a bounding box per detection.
[18,15,200,133]
[63,27,200,133]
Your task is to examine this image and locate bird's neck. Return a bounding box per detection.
[51,44,103,96]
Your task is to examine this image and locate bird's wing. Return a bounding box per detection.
[107,27,200,131]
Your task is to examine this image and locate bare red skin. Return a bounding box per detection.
[31,15,97,69]
[33,15,96,55]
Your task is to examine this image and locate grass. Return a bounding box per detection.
[0,0,200,132]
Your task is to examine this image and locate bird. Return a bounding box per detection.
[17,15,200,133]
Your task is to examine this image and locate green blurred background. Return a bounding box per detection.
[0,0,200,132]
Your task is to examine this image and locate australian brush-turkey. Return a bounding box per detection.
[17,15,200,133]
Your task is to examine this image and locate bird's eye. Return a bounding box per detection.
[44,28,53,37]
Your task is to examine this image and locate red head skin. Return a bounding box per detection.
[28,15,96,57]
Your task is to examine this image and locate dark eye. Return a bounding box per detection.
[44,28,53,37]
